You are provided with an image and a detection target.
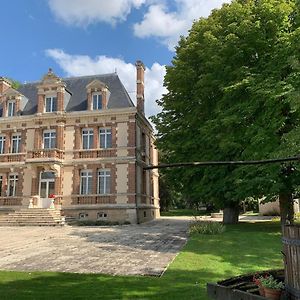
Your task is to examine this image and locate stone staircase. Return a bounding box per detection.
[0,208,65,226]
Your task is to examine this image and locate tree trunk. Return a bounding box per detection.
[279,193,294,226]
[223,206,240,224]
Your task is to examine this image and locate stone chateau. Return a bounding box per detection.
[0,61,159,224]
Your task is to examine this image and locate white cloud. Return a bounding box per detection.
[48,0,146,26]
[133,0,231,50]
[45,49,166,117]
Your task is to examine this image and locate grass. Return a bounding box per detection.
[0,222,282,300]
[160,209,208,217]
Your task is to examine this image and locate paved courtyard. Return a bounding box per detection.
[0,217,189,276]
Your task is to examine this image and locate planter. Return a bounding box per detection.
[258,284,265,297]
[264,287,282,300]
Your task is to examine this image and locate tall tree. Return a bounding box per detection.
[152,0,300,224]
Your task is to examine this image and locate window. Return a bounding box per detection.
[8,174,18,196]
[98,169,111,195]
[45,96,57,113]
[43,130,56,149]
[7,101,16,117]
[0,136,5,154]
[79,212,88,220]
[92,94,102,110]
[97,212,108,219]
[80,170,92,195]
[11,134,21,153]
[99,128,112,148]
[82,128,94,149]
[0,175,2,196]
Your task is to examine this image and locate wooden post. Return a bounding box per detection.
[282,225,300,300]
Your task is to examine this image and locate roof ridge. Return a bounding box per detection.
[62,72,118,80]
[18,72,119,86]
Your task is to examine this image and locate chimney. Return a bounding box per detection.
[0,77,12,94]
[136,60,145,114]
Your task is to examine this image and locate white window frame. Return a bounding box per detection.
[97,169,111,195]
[7,100,16,117]
[11,134,21,153]
[82,128,94,150]
[0,174,3,196]
[97,212,108,219]
[8,173,18,197]
[80,170,93,195]
[99,128,112,149]
[45,96,57,113]
[0,135,5,154]
[43,130,56,149]
[92,93,102,110]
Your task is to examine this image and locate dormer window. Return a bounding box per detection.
[45,96,57,113]
[93,93,102,110]
[7,100,16,117]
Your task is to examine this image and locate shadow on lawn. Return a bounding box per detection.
[0,268,219,300]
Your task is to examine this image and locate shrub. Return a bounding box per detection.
[262,210,280,216]
[189,221,225,235]
[259,275,284,290]
[75,220,130,226]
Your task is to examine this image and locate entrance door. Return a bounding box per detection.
[39,171,55,208]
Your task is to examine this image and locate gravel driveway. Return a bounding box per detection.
[0,217,189,276]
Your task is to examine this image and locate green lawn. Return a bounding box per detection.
[0,222,282,300]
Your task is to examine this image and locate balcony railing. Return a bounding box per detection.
[27,148,64,160]
[74,149,117,159]
[0,197,22,206]
[72,194,116,205]
[0,153,26,162]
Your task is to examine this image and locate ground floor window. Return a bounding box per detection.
[0,175,2,196]
[80,170,92,195]
[98,169,111,194]
[97,212,108,219]
[8,174,18,196]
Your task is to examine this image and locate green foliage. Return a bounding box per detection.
[5,78,20,89]
[152,0,300,215]
[259,275,285,289]
[75,220,130,226]
[189,221,225,235]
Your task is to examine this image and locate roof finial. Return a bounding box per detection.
[48,68,53,73]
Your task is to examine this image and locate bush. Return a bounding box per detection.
[189,221,225,235]
[75,220,130,226]
[262,210,280,216]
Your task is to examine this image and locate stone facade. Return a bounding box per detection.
[0,63,159,224]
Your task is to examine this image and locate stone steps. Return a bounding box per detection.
[0,208,64,226]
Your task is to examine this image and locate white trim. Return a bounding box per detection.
[0,135,5,154]
[80,169,93,195]
[99,127,112,149]
[97,169,111,195]
[7,100,16,117]
[11,133,21,153]
[7,173,18,196]
[44,96,57,113]
[43,129,56,149]
[82,128,94,150]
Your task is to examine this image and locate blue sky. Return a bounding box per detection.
[0,0,229,116]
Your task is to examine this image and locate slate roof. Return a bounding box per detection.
[15,73,135,116]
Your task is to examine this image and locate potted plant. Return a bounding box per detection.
[253,274,266,297]
[259,275,284,300]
